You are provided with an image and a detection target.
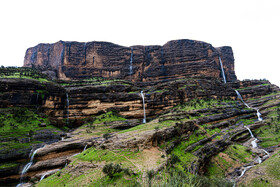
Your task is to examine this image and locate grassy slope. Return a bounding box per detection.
[37,98,238,186]
[239,149,280,187]
[1,75,279,186]
[0,107,60,151]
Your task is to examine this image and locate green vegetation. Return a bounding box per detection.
[0,67,49,82]
[0,162,18,169]
[119,120,175,134]
[76,111,127,137]
[170,130,207,171]
[0,107,60,151]
[254,105,280,148]
[90,111,126,124]
[236,118,255,126]
[174,98,236,112]
[236,83,270,91]
[0,108,58,138]
[240,150,280,187]
[206,144,252,177]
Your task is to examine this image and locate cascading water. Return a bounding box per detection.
[238,166,253,178]
[83,144,87,151]
[234,126,270,181]
[257,109,263,121]
[17,148,41,186]
[234,90,250,108]
[129,47,133,75]
[217,56,267,184]
[246,127,257,148]
[140,91,146,123]
[66,93,69,124]
[40,174,47,181]
[219,56,227,84]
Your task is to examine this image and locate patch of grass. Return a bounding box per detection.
[223,144,252,163]
[171,130,206,170]
[237,84,270,91]
[242,150,280,187]
[254,114,280,148]
[75,148,141,169]
[0,162,18,169]
[207,161,225,177]
[174,98,236,112]
[0,108,58,138]
[37,170,72,187]
[119,120,176,134]
[206,128,221,135]
[206,144,252,177]
[0,67,50,82]
[236,118,255,126]
[92,111,126,124]
[0,107,60,152]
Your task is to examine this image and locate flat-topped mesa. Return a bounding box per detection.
[23,39,237,82]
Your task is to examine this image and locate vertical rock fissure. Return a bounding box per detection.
[66,93,69,125]
[83,42,87,64]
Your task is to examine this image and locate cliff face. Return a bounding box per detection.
[23,39,237,82]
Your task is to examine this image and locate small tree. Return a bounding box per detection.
[102,163,122,178]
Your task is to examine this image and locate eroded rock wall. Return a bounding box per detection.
[23,39,237,82]
[0,78,276,123]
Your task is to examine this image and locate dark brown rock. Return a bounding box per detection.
[23,39,237,82]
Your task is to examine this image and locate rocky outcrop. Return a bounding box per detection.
[23,39,237,82]
[0,78,277,123]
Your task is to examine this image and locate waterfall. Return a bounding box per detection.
[66,93,69,124]
[246,127,254,138]
[17,148,41,186]
[140,91,146,123]
[238,165,253,178]
[235,126,270,181]
[257,109,263,121]
[246,127,257,148]
[40,174,47,181]
[235,90,250,108]
[129,47,133,75]
[83,144,87,151]
[219,56,227,83]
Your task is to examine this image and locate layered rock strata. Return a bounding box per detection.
[23,39,237,82]
[0,79,277,122]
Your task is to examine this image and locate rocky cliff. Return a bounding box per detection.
[23,39,237,82]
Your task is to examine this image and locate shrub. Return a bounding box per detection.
[103,133,111,140]
[102,163,122,178]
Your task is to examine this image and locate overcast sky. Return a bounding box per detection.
[0,0,279,86]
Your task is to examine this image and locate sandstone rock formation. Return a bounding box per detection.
[23,39,237,82]
[0,78,277,123]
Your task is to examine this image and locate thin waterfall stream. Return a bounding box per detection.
[234,90,250,108]
[140,91,146,123]
[17,147,42,186]
[129,47,133,75]
[219,56,227,83]
[218,56,268,185]
[233,127,270,183]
